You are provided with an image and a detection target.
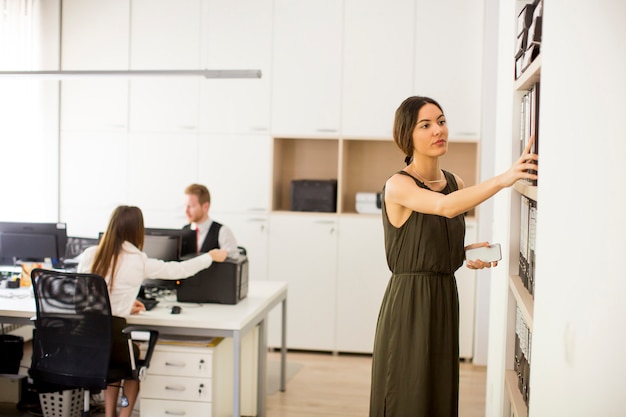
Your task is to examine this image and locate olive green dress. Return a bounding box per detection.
[369,170,466,417]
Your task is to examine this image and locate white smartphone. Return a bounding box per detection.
[465,243,502,263]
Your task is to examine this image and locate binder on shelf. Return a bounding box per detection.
[528,200,537,296]
[519,196,530,289]
[520,84,540,186]
[515,306,532,407]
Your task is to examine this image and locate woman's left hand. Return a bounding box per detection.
[465,242,498,270]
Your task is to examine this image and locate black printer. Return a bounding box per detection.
[176,254,249,305]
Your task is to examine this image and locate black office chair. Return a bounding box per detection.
[29,268,158,416]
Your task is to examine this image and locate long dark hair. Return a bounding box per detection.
[91,205,144,291]
[393,96,444,165]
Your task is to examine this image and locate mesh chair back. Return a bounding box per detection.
[30,268,113,391]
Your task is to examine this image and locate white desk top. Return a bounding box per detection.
[0,280,287,335]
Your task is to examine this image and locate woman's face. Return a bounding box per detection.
[411,103,448,157]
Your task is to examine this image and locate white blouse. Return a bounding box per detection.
[78,241,212,317]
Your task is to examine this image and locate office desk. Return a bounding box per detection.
[0,280,288,417]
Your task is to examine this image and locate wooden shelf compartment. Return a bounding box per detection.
[272,138,339,212]
[509,274,534,331]
[273,138,480,215]
[515,54,542,91]
[505,369,529,417]
[340,139,403,214]
[513,180,537,201]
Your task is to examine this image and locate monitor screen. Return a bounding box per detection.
[0,222,68,266]
[142,234,181,261]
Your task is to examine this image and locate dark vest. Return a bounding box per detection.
[183,221,222,253]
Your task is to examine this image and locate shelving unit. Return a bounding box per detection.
[490,1,543,416]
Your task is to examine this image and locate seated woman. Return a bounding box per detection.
[78,205,226,417]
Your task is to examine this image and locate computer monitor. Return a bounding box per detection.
[142,234,181,261]
[0,222,68,266]
[143,228,196,259]
[141,228,196,291]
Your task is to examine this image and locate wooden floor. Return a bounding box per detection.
[266,351,487,417]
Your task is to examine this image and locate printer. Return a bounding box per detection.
[176,255,249,305]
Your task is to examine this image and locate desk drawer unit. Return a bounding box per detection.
[141,374,212,402]
[141,398,213,417]
[140,332,258,417]
[148,350,213,378]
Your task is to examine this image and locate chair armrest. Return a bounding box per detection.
[122,327,159,369]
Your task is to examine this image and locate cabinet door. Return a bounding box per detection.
[60,0,129,132]
[127,133,199,227]
[61,0,130,70]
[129,0,202,133]
[267,214,338,351]
[200,0,272,134]
[342,0,415,139]
[335,216,390,353]
[59,132,129,238]
[271,0,343,137]
[197,134,271,214]
[209,212,269,282]
[414,0,483,139]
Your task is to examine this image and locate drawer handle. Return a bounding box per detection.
[165,385,186,392]
[164,361,186,368]
[164,411,186,416]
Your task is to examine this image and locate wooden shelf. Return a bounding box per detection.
[509,275,534,331]
[515,54,542,91]
[513,180,537,201]
[505,369,529,417]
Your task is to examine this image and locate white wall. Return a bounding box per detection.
[530,0,626,415]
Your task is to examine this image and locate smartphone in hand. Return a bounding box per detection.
[465,243,502,263]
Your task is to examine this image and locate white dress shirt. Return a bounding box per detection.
[78,241,212,317]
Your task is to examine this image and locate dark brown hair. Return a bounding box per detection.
[185,183,211,205]
[393,96,444,164]
[91,205,144,291]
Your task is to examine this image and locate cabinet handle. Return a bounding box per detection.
[248,126,268,132]
[179,125,197,130]
[164,385,186,392]
[164,361,186,368]
[315,128,338,133]
[164,411,186,416]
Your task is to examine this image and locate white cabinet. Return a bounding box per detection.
[59,132,129,238]
[129,0,203,70]
[413,0,483,139]
[61,0,130,70]
[267,213,338,351]
[271,0,343,137]
[127,133,198,227]
[200,0,272,133]
[341,0,415,139]
[60,0,129,132]
[209,212,269,282]
[129,0,202,133]
[197,134,272,214]
[335,216,389,353]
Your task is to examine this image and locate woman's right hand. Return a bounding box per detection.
[208,248,228,262]
[500,134,539,187]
